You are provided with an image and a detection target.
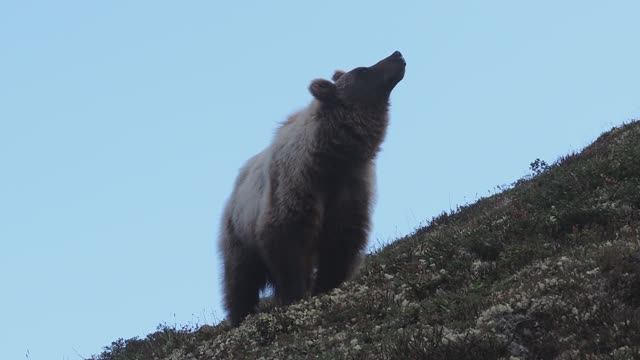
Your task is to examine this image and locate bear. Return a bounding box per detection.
[219,51,406,326]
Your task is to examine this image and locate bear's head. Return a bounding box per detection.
[309,51,406,107]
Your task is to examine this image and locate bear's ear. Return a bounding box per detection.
[309,79,337,102]
[332,70,345,82]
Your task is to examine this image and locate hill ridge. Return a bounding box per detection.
[93,120,640,360]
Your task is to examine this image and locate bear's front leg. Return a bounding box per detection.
[313,175,371,295]
[260,204,321,306]
[313,222,368,295]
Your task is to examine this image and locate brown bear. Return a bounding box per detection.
[219,51,406,326]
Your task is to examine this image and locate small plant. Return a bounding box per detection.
[529,158,549,175]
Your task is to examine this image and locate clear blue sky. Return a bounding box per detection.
[1,1,639,358]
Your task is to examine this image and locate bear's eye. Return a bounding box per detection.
[352,67,369,78]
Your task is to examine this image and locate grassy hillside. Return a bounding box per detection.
[92,121,640,360]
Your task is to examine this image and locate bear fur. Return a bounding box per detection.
[219,51,406,326]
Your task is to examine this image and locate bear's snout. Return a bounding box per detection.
[390,51,406,65]
[380,51,406,67]
[371,51,405,88]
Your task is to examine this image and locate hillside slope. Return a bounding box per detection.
[93,121,640,360]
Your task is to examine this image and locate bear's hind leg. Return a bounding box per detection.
[223,241,268,326]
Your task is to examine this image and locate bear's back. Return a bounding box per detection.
[227,151,270,242]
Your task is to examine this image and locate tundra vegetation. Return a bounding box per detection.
[93,121,640,360]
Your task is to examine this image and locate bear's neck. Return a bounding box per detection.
[313,104,389,168]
